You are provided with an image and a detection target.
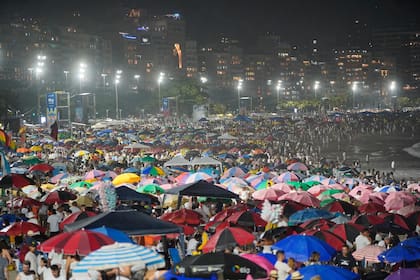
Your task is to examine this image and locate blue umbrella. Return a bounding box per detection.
[400,236,420,247]
[163,271,216,280]
[288,208,335,225]
[272,235,336,262]
[123,167,140,174]
[378,243,420,262]
[286,265,360,280]
[257,253,276,265]
[91,226,134,244]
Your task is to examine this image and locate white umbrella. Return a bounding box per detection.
[72,242,165,273]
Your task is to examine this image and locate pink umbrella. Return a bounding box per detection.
[327,183,346,191]
[50,173,69,184]
[321,178,337,185]
[221,167,246,179]
[287,162,308,172]
[252,188,285,201]
[332,192,351,201]
[241,254,274,276]
[273,172,300,183]
[369,192,389,203]
[407,183,420,192]
[185,172,213,184]
[84,170,106,180]
[271,183,293,193]
[278,191,320,207]
[175,172,192,184]
[245,174,266,187]
[397,205,420,217]
[220,177,249,189]
[159,183,177,191]
[352,245,385,263]
[307,185,329,196]
[349,185,373,200]
[385,192,417,211]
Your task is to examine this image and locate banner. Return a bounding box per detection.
[46,92,57,128]
[162,98,170,117]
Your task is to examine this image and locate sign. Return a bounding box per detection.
[162,98,170,117]
[46,93,57,128]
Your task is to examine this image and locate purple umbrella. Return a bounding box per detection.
[385,268,420,280]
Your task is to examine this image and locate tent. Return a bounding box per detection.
[64,210,182,235]
[115,186,159,204]
[166,180,239,199]
[164,156,192,168]
[190,156,223,171]
[123,143,151,150]
[217,133,238,140]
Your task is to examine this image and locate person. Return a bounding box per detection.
[69,202,80,214]
[333,245,358,273]
[0,241,12,265]
[186,234,200,256]
[47,210,61,237]
[24,242,38,275]
[196,226,208,252]
[269,270,278,280]
[354,228,371,250]
[15,261,36,280]
[305,251,321,266]
[0,254,8,280]
[26,212,38,225]
[274,250,291,280]
[42,264,65,280]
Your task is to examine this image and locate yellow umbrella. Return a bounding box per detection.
[40,183,56,191]
[74,150,90,157]
[112,173,141,186]
[30,146,42,152]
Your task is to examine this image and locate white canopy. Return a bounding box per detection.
[123,143,151,150]
[163,155,192,167]
[190,156,222,171]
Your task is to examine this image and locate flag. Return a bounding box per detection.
[0,129,16,151]
[50,121,58,141]
[18,126,26,144]
[0,150,10,176]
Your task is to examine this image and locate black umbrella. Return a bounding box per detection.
[115,186,159,204]
[173,252,267,279]
[261,226,303,240]
[0,174,36,189]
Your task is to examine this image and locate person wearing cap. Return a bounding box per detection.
[290,271,304,279]
[24,242,38,276]
[269,270,278,280]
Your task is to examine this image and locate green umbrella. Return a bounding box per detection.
[141,156,156,163]
[137,184,165,194]
[305,180,322,187]
[287,181,311,191]
[320,198,337,207]
[22,156,43,165]
[69,181,93,189]
[320,189,344,197]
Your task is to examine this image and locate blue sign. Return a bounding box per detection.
[47,93,56,109]
[46,93,57,127]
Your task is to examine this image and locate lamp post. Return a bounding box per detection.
[134,74,140,94]
[115,70,122,119]
[237,79,243,113]
[314,81,320,99]
[389,80,397,110]
[351,82,358,110]
[35,54,46,123]
[157,72,165,113]
[276,80,282,109]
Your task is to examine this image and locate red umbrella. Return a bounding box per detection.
[252,188,285,201]
[226,210,267,228]
[330,223,364,242]
[378,213,412,231]
[205,220,229,232]
[278,191,320,208]
[202,227,255,253]
[211,204,249,222]
[28,163,54,173]
[60,211,97,231]
[358,203,386,214]
[0,222,45,236]
[322,200,356,216]
[407,212,420,228]
[7,197,42,209]
[351,214,385,227]
[160,209,203,225]
[0,174,36,189]
[303,229,346,251]
[300,219,335,231]
[39,229,115,256]
[277,200,307,217]
[40,190,77,205]
[384,192,417,211]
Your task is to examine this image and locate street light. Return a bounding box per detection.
[237,79,243,113]
[115,78,120,119]
[351,81,358,109]
[389,80,397,110]
[36,54,47,123]
[157,72,165,113]
[276,80,282,107]
[314,81,320,99]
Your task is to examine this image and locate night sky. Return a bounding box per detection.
[1,0,419,46]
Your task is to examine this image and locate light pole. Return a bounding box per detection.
[134,74,140,94]
[157,72,165,114]
[237,79,243,113]
[314,81,320,99]
[35,54,46,123]
[276,80,282,109]
[78,63,87,92]
[389,80,397,110]
[351,81,358,109]
[115,70,122,119]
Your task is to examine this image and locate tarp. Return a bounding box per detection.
[165,180,239,199]
[217,133,238,140]
[164,156,192,167]
[64,210,182,235]
[190,156,222,171]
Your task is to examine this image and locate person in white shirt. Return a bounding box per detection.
[26,212,38,225]
[42,264,66,280]
[186,235,199,256]
[24,242,38,275]
[354,228,371,250]
[47,210,62,237]
[274,250,291,280]
[69,202,81,214]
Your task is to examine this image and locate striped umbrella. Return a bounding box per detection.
[352,245,385,263]
[273,172,300,183]
[73,242,165,272]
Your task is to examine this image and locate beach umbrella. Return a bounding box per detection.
[304,175,326,182]
[39,229,114,256]
[142,166,165,176]
[7,197,41,209]
[226,210,267,228]
[352,245,385,263]
[90,226,134,243]
[112,173,141,185]
[322,200,356,216]
[202,227,255,253]
[287,162,308,172]
[397,205,420,217]
[273,172,301,183]
[69,181,93,189]
[302,229,345,251]
[185,172,213,184]
[22,156,43,165]
[351,214,385,227]
[50,173,69,184]
[254,179,273,190]
[221,167,246,179]
[360,192,389,204]
[378,243,420,262]
[271,183,293,193]
[141,156,156,163]
[330,223,364,242]
[288,208,335,225]
[0,221,44,236]
[279,191,320,208]
[60,211,97,231]
[84,169,105,180]
[375,185,401,193]
[272,235,336,262]
[286,265,360,280]
[160,209,202,226]
[358,203,386,214]
[220,177,249,189]
[28,163,54,173]
[123,167,140,174]
[384,192,417,211]
[252,188,284,201]
[308,184,329,196]
[287,181,311,191]
[349,185,373,199]
[385,269,420,280]
[137,184,165,194]
[0,174,36,189]
[321,178,337,185]
[40,190,77,204]
[240,254,274,276]
[210,204,249,222]
[73,242,165,272]
[173,252,267,279]
[245,174,266,187]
